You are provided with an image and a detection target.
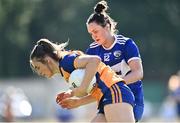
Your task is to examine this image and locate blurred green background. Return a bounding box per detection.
[0,0,179,79]
[0,0,180,121]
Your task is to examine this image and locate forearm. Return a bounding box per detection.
[59,94,96,109]
[73,56,100,97]
[123,59,143,85]
[78,94,96,106]
[80,58,100,91]
[123,70,143,84]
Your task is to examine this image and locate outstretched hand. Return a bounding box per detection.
[59,97,80,109]
[56,90,73,104]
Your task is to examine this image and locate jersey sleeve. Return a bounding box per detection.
[124,39,141,63]
[60,54,78,73]
[85,47,94,55]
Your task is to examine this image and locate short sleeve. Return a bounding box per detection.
[85,47,91,54]
[86,47,95,55]
[59,54,78,73]
[124,39,141,63]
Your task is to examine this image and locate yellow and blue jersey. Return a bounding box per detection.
[58,50,84,82]
[58,50,135,113]
[58,50,124,98]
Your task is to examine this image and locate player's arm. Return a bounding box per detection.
[71,55,101,97]
[57,85,102,109]
[59,95,96,109]
[56,83,102,109]
[123,39,144,84]
[123,59,143,84]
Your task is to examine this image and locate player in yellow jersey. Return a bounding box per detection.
[29,38,135,122]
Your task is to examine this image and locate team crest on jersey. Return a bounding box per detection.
[113,50,121,58]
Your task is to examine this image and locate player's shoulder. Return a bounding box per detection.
[71,50,84,55]
[89,42,101,49]
[115,34,130,45]
[61,51,79,61]
[115,34,134,46]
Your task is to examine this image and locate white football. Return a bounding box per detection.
[68,69,96,93]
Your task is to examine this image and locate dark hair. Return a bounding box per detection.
[29,39,68,71]
[30,39,59,63]
[87,0,118,34]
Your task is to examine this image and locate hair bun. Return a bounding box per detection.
[94,0,108,14]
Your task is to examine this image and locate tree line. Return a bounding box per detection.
[0,0,179,81]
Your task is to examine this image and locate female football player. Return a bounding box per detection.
[29,38,135,122]
[58,0,144,122]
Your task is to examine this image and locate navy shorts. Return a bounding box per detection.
[98,82,135,113]
[128,81,144,121]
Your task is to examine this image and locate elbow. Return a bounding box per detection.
[133,69,143,80]
[139,69,144,80]
[91,56,101,65]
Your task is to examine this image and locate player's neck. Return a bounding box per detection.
[102,35,115,48]
[51,60,60,74]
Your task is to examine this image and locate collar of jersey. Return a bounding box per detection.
[102,35,117,50]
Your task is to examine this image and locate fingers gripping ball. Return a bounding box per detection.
[56,92,66,104]
[68,69,96,93]
[56,91,72,104]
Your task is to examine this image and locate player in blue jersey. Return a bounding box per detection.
[59,1,144,122]
[29,38,135,122]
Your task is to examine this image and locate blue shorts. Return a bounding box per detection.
[98,82,135,113]
[128,80,144,122]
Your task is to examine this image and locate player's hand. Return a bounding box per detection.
[59,97,80,109]
[56,92,66,104]
[56,90,73,104]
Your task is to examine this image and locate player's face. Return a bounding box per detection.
[31,59,54,78]
[87,22,110,45]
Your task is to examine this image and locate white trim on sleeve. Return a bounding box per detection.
[128,57,141,63]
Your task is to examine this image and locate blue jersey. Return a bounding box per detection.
[86,34,141,79]
[86,34,144,121]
